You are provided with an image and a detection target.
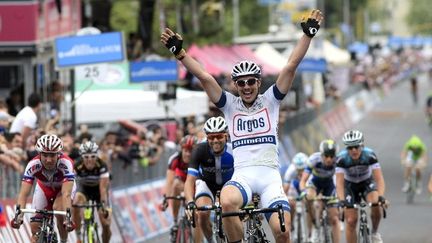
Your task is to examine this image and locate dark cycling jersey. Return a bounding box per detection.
[335,147,380,183]
[74,157,110,187]
[187,142,234,193]
[168,151,188,182]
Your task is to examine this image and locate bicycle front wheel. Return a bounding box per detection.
[36,231,46,243]
[176,219,193,243]
[358,225,371,243]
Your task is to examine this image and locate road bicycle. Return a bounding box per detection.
[162,194,193,243]
[190,191,226,243]
[341,201,387,243]
[287,196,307,243]
[12,205,70,243]
[73,200,107,243]
[308,195,339,243]
[406,168,419,204]
[222,194,286,243]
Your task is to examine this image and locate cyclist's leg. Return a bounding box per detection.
[98,208,112,243]
[72,192,87,240]
[54,181,77,242]
[195,180,215,242]
[260,168,290,243]
[220,170,252,242]
[365,189,381,234]
[415,158,427,193]
[304,178,318,235]
[344,181,360,243]
[322,182,340,243]
[172,177,184,222]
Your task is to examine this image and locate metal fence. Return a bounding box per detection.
[0,164,21,199]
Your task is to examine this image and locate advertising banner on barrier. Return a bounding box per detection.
[111,179,171,242]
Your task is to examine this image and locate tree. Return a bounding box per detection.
[406,0,432,35]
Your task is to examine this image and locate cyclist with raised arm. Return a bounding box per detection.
[400,135,427,194]
[161,9,323,243]
[184,116,234,243]
[10,134,76,243]
[300,139,340,243]
[283,152,307,233]
[161,135,198,239]
[72,141,111,243]
[336,130,386,243]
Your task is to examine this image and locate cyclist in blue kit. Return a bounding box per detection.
[161,9,323,243]
[336,130,386,243]
[300,139,340,243]
[184,116,234,243]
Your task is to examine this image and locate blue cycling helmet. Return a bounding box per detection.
[292,152,308,170]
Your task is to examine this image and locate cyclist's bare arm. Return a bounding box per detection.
[428,174,432,194]
[99,177,110,203]
[61,181,74,210]
[17,181,33,209]
[184,174,197,203]
[160,27,222,103]
[164,169,175,196]
[283,183,290,194]
[372,168,385,196]
[275,9,323,94]
[179,51,222,103]
[299,171,310,191]
[335,172,345,201]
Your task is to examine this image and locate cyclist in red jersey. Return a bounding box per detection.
[161,135,198,226]
[10,134,76,243]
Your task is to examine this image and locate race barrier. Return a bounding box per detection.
[111,179,171,243]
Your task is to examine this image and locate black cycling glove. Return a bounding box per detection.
[186,201,197,211]
[301,18,320,38]
[165,34,183,56]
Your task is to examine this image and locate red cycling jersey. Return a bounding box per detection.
[167,152,188,182]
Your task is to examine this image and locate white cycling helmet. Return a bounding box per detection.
[35,134,63,153]
[231,60,261,80]
[79,141,99,155]
[204,116,227,134]
[342,130,364,146]
[292,152,308,170]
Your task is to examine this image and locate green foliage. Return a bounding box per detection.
[406,0,432,34]
[110,0,140,37]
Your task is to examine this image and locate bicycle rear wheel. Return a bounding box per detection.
[406,176,416,204]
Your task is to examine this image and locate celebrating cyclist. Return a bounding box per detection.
[336,130,386,243]
[161,9,323,243]
[184,116,234,243]
[300,139,340,243]
[400,135,427,194]
[72,141,111,243]
[161,135,198,238]
[10,134,76,243]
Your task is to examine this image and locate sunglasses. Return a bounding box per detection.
[207,133,225,141]
[83,154,97,159]
[235,78,257,87]
[347,145,360,150]
[323,153,335,158]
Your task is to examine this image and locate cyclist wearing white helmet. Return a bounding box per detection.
[72,141,111,243]
[161,9,323,242]
[336,130,386,243]
[185,116,234,243]
[11,134,76,243]
[299,139,340,243]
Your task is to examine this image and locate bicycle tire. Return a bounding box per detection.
[406,176,416,204]
[176,219,193,243]
[94,223,102,243]
[296,214,302,243]
[322,220,332,243]
[37,231,46,243]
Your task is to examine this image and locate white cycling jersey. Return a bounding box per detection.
[216,85,283,169]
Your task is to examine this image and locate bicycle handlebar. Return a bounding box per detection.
[222,204,286,232]
[19,208,68,216]
[191,204,220,228]
[340,201,387,222]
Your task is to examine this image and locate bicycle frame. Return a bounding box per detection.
[19,208,67,243]
[163,195,193,243]
[222,195,286,243]
[287,196,306,243]
[73,201,104,243]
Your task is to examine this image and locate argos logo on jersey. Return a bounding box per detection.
[233,108,271,137]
